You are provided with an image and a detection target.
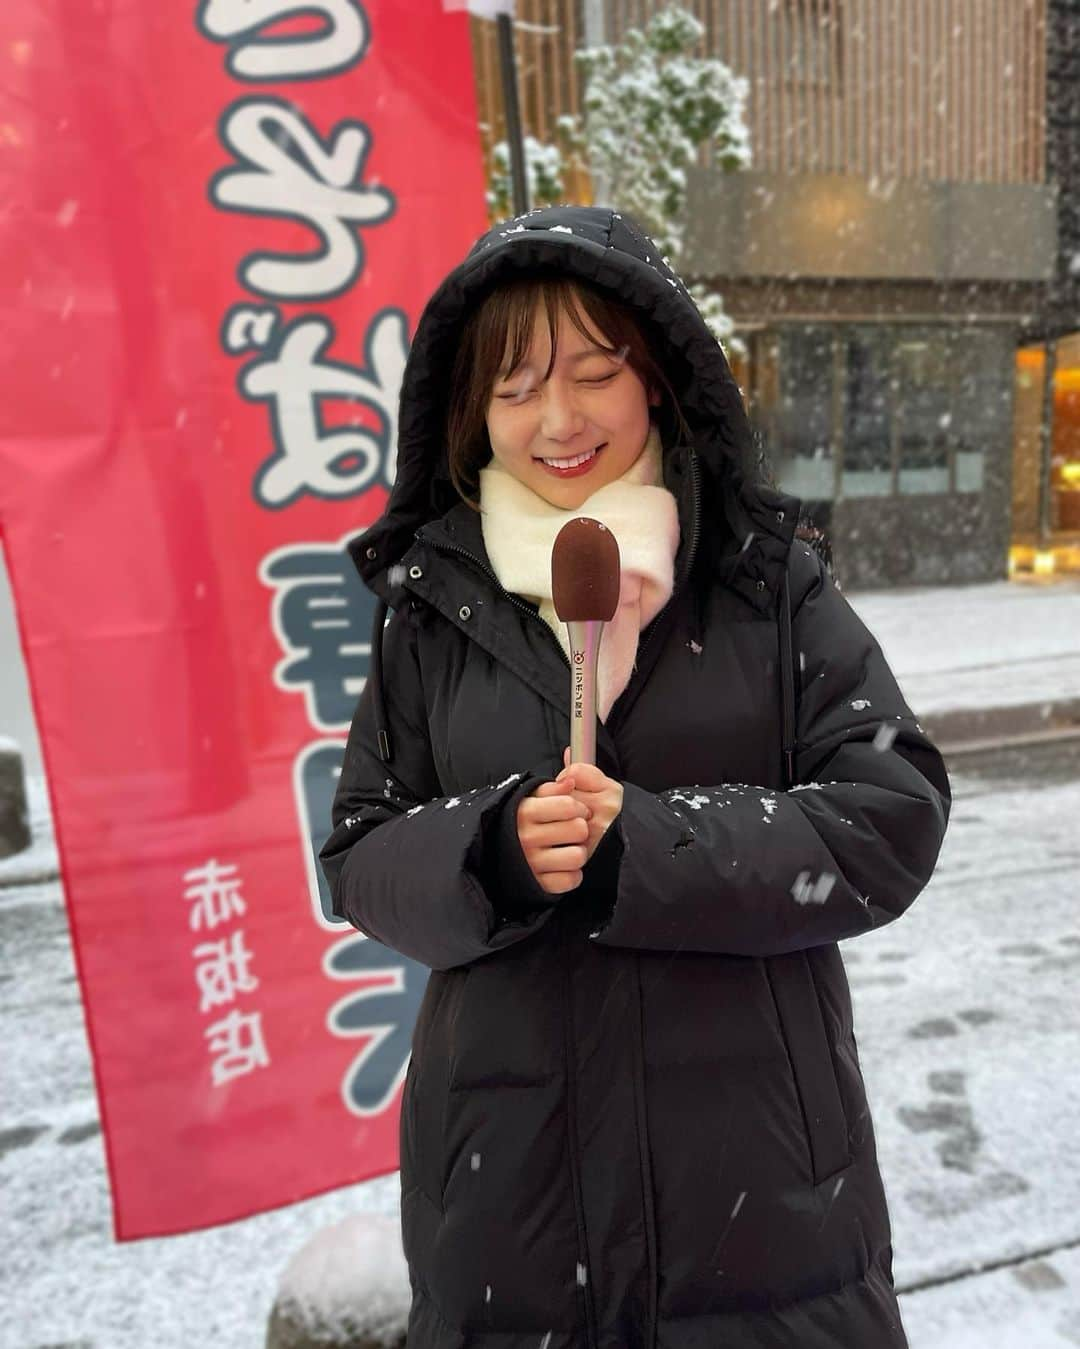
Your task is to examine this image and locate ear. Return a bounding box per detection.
[648,384,662,408]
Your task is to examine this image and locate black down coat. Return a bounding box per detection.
[320,207,951,1349]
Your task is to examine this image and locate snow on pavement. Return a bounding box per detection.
[0,873,398,1349]
[851,751,1080,1345]
[849,577,1080,715]
[901,1246,1080,1349]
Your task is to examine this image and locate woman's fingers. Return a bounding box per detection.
[557,760,611,793]
[519,816,591,849]
[516,775,592,892]
[527,843,589,874]
[521,782,590,821]
[537,869,584,895]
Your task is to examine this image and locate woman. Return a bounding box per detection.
[319,205,950,1349]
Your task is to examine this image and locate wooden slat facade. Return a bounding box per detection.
[470,0,1048,193]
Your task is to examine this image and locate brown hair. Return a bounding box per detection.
[446,276,690,509]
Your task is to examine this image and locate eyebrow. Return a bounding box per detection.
[497,348,616,379]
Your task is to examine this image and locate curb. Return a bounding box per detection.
[921,696,1080,756]
[0,864,61,892]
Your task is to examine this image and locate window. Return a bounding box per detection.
[894,337,951,494]
[747,327,836,502]
[895,330,998,494]
[842,327,894,498]
[753,323,1005,501]
[776,327,835,500]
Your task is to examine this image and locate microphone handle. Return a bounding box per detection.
[565,619,604,767]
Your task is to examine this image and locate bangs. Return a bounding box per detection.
[495,280,623,384]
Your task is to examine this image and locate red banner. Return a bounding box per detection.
[0,0,487,1237]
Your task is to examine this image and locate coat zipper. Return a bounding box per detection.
[412,532,572,669]
[417,456,700,1346]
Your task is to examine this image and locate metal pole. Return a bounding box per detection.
[581,0,608,206]
[496,14,529,216]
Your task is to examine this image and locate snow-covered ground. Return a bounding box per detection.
[2,744,1079,1349]
[854,743,1080,1347]
[849,577,1080,716]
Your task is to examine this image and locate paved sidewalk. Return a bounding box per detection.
[848,576,1080,752]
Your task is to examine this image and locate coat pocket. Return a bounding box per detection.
[764,951,852,1185]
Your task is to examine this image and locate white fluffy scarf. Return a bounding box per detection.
[479,426,680,722]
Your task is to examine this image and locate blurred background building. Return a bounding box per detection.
[469,0,1079,587]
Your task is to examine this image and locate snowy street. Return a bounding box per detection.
[2,738,1078,1348]
[855,739,1080,1348]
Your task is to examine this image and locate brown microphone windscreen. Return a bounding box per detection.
[551,517,621,622]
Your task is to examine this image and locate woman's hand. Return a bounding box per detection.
[516,777,592,895]
[558,748,624,863]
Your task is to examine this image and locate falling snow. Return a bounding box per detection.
[790,870,837,906]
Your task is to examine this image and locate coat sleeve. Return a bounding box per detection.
[318,602,561,971]
[589,551,951,958]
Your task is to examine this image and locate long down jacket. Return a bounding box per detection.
[319,206,951,1349]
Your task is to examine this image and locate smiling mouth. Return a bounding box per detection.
[536,444,606,473]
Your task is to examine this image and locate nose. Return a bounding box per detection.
[539,382,585,443]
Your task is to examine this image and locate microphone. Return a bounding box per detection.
[551,517,621,766]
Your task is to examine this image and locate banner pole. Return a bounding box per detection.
[495,13,529,215]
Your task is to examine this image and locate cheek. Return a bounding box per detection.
[484,410,507,454]
[487,405,536,452]
[617,389,652,432]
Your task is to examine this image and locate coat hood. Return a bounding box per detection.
[349,204,797,611]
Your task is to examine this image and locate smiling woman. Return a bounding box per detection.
[321,205,951,1349]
